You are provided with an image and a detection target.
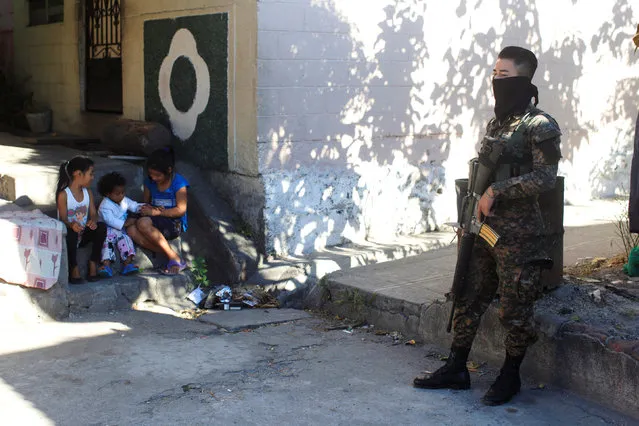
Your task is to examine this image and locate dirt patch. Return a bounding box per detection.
[537,254,639,341]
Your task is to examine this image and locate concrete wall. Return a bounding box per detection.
[126,0,258,176]
[12,0,258,177]
[13,0,81,131]
[257,0,639,256]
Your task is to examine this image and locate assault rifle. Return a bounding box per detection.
[446,137,504,333]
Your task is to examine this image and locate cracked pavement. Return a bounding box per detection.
[0,309,633,425]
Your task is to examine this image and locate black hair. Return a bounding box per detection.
[498,46,538,79]
[146,146,176,177]
[56,156,94,195]
[98,172,127,197]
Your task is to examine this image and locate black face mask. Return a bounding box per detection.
[492,76,539,121]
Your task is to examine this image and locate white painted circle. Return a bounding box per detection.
[158,28,211,141]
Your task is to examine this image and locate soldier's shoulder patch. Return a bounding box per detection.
[526,110,561,144]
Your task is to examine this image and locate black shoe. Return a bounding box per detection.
[413,364,471,390]
[481,353,524,406]
[69,277,87,285]
[414,348,471,390]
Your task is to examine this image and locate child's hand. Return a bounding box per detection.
[150,207,163,217]
[70,222,84,233]
[139,205,153,216]
[140,205,163,217]
[86,220,98,230]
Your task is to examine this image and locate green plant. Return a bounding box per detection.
[190,256,211,289]
[334,288,373,322]
[613,204,639,261]
[319,276,332,304]
[232,217,254,239]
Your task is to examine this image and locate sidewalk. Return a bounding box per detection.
[317,200,639,418]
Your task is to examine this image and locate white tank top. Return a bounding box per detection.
[64,187,90,228]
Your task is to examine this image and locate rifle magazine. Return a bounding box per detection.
[478,224,500,247]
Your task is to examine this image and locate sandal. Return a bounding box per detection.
[97,264,113,279]
[69,277,87,285]
[121,263,140,276]
[160,259,187,275]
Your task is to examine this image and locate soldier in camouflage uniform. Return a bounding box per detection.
[413,46,562,406]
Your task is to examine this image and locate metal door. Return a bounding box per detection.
[85,0,122,113]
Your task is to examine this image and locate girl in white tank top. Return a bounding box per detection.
[55,157,111,284]
[63,187,89,229]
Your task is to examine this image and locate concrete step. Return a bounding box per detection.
[0,270,194,321]
[66,272,193,315]
[249,232,456,308]
[0,136,144,207]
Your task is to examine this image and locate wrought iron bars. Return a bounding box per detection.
[86,0,121,59]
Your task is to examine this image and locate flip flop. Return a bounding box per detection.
[97,265,113,279]
[161,259,187,275]
[121,263,140,276]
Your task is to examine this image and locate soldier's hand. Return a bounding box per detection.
[477,190,496,221]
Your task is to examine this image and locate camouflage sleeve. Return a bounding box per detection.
[490,114,561,199]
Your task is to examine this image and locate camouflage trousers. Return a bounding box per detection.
[451,237,544,357]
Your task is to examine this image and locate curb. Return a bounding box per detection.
[319,277,639,419]
[67,272,193,315]
[0,272,194,322]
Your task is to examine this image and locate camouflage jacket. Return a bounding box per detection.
[482,105,562,241]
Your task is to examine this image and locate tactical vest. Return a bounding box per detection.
[492,111,535,183]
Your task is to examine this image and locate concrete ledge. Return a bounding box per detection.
[294,233,454,279]
[0,271,193,322]
[67,272,193,314]
[0,280,70,322]
[319,257,639,419]
[255,233,456,308]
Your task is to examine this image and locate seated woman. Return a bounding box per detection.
[127,147,188,275]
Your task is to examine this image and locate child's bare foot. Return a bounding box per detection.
[69,266,86,285]
[70,266,81,280]
[87,261,99,282]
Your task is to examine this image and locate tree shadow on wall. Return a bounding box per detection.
[588,0,639,198]
[262,1,441,255]
[261,0,638,256]
[432,0,588,159]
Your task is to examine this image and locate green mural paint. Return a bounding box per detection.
[144,13,229,170]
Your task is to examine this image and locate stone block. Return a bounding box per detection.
[101,119,172,156]
[0,280,69,322]
[0,174,16,201]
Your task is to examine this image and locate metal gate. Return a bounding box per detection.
[85,0,122,113]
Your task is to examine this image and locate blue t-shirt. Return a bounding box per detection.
[144,173,189,232]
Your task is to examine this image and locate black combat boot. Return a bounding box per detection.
[413,347,471,390]
[481,352,525,406]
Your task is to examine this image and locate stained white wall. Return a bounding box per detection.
[257,0,639,256]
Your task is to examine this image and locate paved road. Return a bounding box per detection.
[0,310,632,425]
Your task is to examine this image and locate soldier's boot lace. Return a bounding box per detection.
[413,347,471,390]
[481,352,525,406]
